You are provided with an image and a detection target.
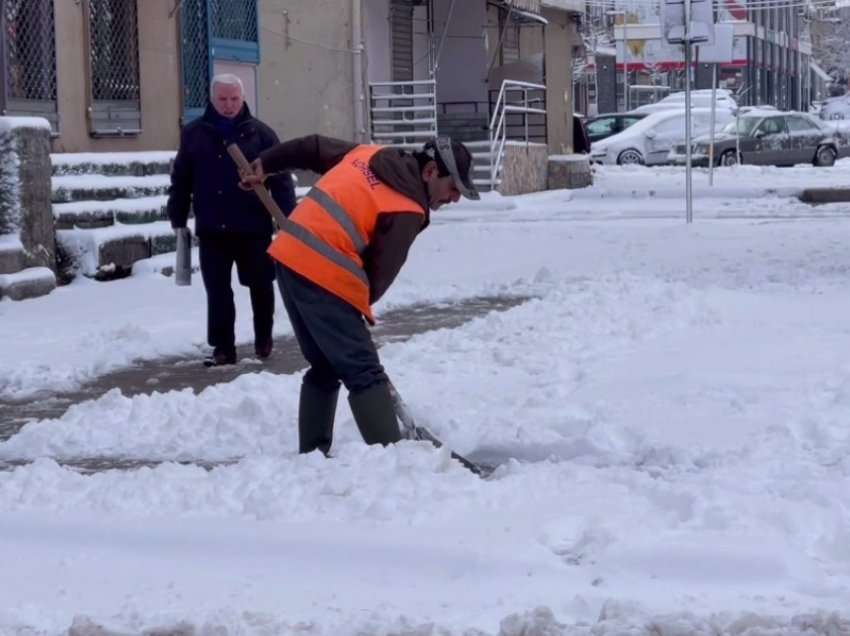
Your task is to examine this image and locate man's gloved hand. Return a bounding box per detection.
[238,158,266,190]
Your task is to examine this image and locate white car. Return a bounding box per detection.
[819,95,850,121]
[590,108,735,165]
[633,90,738,114]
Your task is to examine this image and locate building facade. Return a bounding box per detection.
[0,0,584,156]
[574,0,820,115]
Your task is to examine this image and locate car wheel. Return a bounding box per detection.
[719,149,739,166]
[617,149,644,165]
[814,145,836,167]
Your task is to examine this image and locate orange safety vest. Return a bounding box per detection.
[268,145,426,324]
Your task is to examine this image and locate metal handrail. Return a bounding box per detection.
[488,79,546,190]
[369,79,438,147]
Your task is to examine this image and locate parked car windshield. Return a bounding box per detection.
[721,117,760,136]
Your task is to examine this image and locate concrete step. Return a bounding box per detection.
[0,266,56,301]
[56,220,184,280]
[53,195,169,229]
[52,174,171,204]
[52,151,175,177]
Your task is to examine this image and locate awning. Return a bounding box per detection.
[810,59,833,83]
[541,0,585,11]
[507,0,542,11]
[512,7,549,24]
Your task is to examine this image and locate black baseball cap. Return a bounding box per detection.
[423,136,480,200]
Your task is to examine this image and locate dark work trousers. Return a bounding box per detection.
[275,264,388,393]
[199,232,275,352]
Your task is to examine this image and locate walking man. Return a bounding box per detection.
[240,135,478,454]
[168,74,296,366]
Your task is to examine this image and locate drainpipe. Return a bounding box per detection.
[352,0,366,142]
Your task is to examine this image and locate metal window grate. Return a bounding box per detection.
[209,0,257,42]
[1,0,58,129]
[88,0,141,101]
[180,0,211,120]
[86,0,141,135]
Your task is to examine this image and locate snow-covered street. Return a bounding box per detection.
[2,164,850,635]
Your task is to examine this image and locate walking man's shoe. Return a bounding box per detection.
[254,338,273,360]
[203,346,237,367]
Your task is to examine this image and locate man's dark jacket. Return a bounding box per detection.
[259,135,429,305]
[167,103,296,235]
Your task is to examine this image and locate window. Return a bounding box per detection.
[757,117,786,136]
[86,0,141,135]
[1,0,58,129]
[587,117,616,136]
[785,116,818,132]
[209,0,259,63]
[178,0,259,123]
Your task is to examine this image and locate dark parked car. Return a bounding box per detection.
[584,112,648,144]
[670,111,841,167]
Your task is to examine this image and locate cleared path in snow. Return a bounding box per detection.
[0,295,530,469]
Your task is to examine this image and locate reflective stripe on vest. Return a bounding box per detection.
[277,210,369,287]
[305,188,366,254]
[267,144,426,322]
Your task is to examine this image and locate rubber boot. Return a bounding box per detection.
[347,382,403,446]
[298,381,339,455]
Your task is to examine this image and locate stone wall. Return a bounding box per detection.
[548,154,593,190]
[498,143,549,196]
[0,119,55,271]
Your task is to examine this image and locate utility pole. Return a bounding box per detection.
[607,8,629,112]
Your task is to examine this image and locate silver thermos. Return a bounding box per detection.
[175,227,192,286]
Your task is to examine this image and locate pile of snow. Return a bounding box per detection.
[2,163,850,635]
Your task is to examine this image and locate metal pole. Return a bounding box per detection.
[623,14,629,111]
[708,63,717,186]
[684,0,693,224]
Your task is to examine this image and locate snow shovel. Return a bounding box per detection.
[388,382,493,477]
[227,144,492,478]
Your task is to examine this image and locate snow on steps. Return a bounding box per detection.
[51,151,175,177]
[464,140,501,192]
[52,174,171,203]
[57,220,187,280]
[53,195,169,230]
[51,152,178,281]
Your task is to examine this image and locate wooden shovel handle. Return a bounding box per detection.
[226,143,288,229]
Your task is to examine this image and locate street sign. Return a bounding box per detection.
[662,0,714,45]
[696,24,734,63]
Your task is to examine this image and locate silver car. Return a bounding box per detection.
[670,111,841,167]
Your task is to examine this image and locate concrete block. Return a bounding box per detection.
[798,188,850,204]
[0,266,56,301]
[97,235,151,272]
[548,154,593,190]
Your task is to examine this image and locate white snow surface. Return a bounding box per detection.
[2,163,850,634]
